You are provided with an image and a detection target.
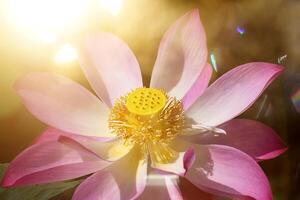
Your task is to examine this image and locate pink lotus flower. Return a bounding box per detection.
[1,9,287,200]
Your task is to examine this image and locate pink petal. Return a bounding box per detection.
[15,72,112,138]
[1,137,110,187]
[77,139,133,162]
[185,119,287,161]
[186,144,272,200]
[34,128,131,161]
[151,147,195,176]
[73,170,121,200]
[141,173,183,200]
[186,62,283,126]
[165,177,183,200]
[182,63,212,110]
[79,33,143,107]
[33,127,114,144]
[73,148,147,200]
[32,127,68,144]
[150,9,207,99]
[183,148,196,172]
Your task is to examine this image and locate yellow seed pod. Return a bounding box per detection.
[126,88,167,115]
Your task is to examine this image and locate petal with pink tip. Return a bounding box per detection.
[15,72,112,138]
[141,173,183,200]
[182,63,212,110]
[186,62,283,126]
[186,144,272,200]
[150,9,207,99]
[79,33,143,107]
[1,137,110,187]
[73,148,147,200]
[34,128,132,161]
[184,119,287,161]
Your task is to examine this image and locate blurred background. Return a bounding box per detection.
[0,0,299,199]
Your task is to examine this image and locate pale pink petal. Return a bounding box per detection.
[1,137,110,187]
[165,176,183,200]
[151,146,195,176]
[79,33,143,107]
[73,148,147,200]
[184,119,287,161]
[77,139,133,162]
[33,127,114,144]
[73,170,120,200]
[186,144,272,200]
[186,62,283,126]
[32,127,69,144]
[15,72,112,138]
[150,9,207,99]
[141,173,183,200]
[34,128,131,161]
[182,63,212,110]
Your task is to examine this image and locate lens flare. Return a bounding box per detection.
[210,53,218,72]
[255,94,268,119]
[147,174,178,186]
[236,26,245,35]
[291,89,300,113]
[54,44,78,64]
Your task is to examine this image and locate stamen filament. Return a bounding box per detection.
[108,88,185,147]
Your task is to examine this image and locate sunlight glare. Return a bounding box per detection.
[54,44,78,64]
[38,32,57,44]
[8,0,88,31]
[99,0,123,15]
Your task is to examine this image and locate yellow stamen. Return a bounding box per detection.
[108,88,185,163]
[148,142,178,164]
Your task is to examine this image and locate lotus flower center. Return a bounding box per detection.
[108,88,185,147]
[126,88,167,115]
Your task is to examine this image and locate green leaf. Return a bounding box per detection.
[0,164,8,179]
[0,163,82,200]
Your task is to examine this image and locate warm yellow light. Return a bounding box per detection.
[99,0,122,15]
[8,0,88,31]
[38,32,57,44]
[54,44,78,64]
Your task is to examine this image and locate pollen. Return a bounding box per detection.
[108,88,185,163]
